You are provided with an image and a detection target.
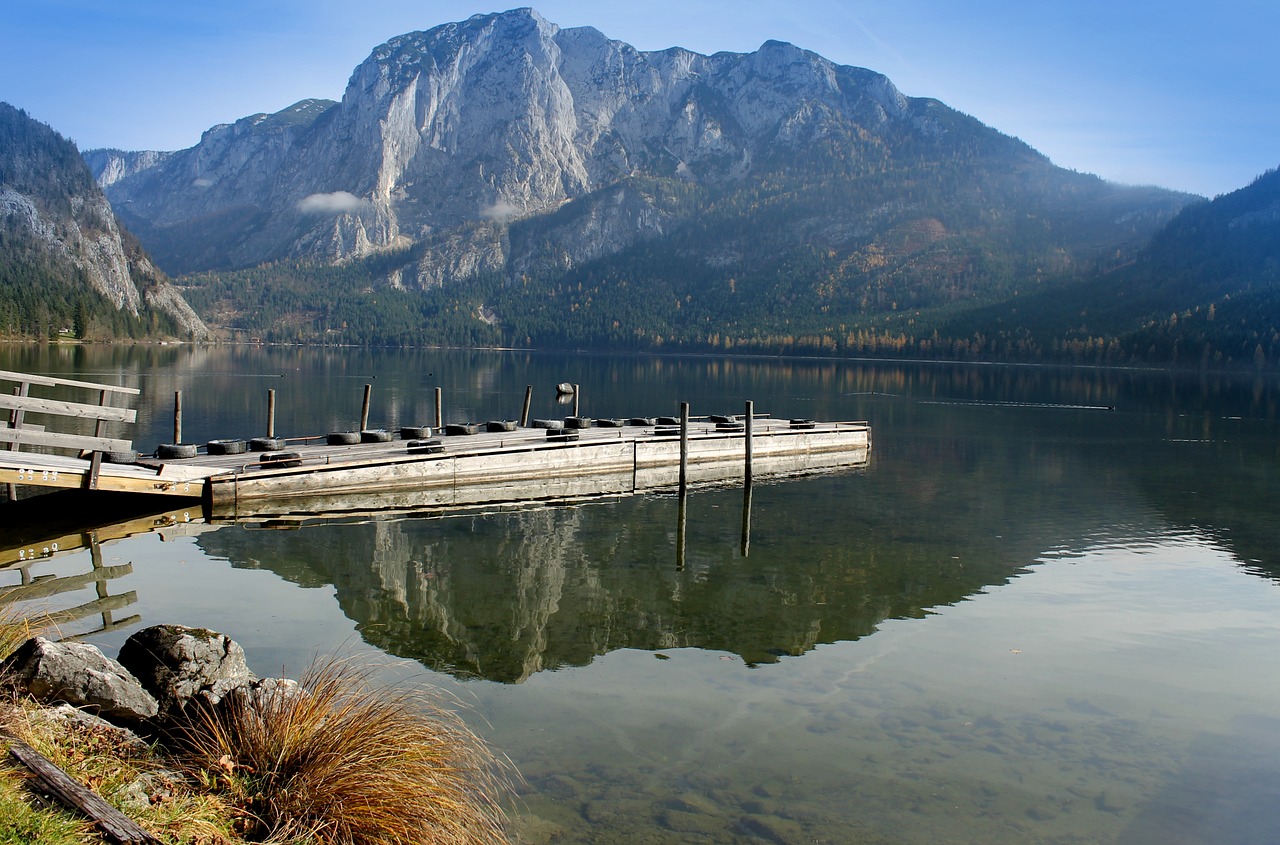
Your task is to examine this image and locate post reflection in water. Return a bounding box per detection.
[5,345,1280,844]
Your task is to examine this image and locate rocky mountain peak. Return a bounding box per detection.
[84,6,1190,327]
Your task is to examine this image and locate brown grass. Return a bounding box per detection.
[171,659,513,845]
[0,605,46,663]
[0,690,237,844]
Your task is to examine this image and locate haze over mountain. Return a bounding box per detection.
[66,8,1276,366]
[0,103,209,340]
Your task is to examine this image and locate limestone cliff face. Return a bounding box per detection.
[0,103,210,339]
[87,9,926,283]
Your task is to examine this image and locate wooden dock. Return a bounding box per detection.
[1,371,870,521]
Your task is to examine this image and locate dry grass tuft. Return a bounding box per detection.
[173,659,513,845]
[0,605,47,663]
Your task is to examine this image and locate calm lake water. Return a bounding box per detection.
[4,344,1280,845]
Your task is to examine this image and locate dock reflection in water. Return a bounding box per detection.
[0,493,207,640]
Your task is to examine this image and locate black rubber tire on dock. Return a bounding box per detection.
[360,429,392,443]
[656,416,680,426]
[652,426,681,437]
[400,426,432,440]
[564,416,593,429]
[546,430,579,442]
[406,439,445,454]
[596,418,625,428]
[628,417,656,426]
[206,438,247,456]
[101,450,139,464]
[259,451,302,468]
[716,421,746,432]
[327,431,360,446]
[789,419,816,429]
[249,437,286,452]
[156,443,198,459]
[486,420,518,432]
[444,423,480,436]
[531,419,560,429]
[709,414,734,424]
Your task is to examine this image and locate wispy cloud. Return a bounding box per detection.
[480,200,522,222]
[297,190,368,214]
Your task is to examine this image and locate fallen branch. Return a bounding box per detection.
[5,735,162,844]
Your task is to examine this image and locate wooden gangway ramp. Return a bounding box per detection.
[0,369,211,500]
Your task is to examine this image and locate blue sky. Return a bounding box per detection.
[4,0,1276,198]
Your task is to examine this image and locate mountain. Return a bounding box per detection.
[940,167,1280,367]
[0,103,210,340]
[86,8,1195,351]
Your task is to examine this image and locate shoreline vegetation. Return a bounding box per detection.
[0,608,514,845]
[2,337,1278,379]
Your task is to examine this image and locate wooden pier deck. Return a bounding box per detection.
[1,370,870,521]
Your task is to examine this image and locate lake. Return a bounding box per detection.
[4,344,1280,844]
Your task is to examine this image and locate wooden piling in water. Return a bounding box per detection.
[573,384,581,417]
[266,389,276,438]
[359,384,372,431]
[744,399,754,487]
[521,385,533,427]
[679,401,690,495]
[173,391,182,445]
[434,387,442,429]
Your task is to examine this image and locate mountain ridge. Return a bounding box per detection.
[0,102,209,340]
[77,7,1249,361]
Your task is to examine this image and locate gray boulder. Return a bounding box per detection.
[117,624,255,718]
[1,637,158,724]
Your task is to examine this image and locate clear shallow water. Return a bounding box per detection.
[4,346,1280,844]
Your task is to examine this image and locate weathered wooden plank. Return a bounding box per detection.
[0,463,205,498]
[0,428,131,453]
[5,737,162,844]
[0,393,136,423]
[0,369,140,396]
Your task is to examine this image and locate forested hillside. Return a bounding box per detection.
[0,103,208,340]
[940,168,1280,368]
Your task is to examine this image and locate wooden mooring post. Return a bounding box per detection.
[266,388,276,438]
[172,391,182,445]
[520,385,533,428]
[359,383,372,431]
[573,384,581,417]
[679,401,690,495]
[434,387,443,429]
[744,399,754,487]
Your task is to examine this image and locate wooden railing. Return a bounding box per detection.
[0,369,138,455]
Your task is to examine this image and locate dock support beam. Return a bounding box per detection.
[520,385,533,428]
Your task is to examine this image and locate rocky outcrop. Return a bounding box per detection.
[116,624,255,719]
[0,102,212,339]
[3,625,302,735]
[1,637,159,724]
